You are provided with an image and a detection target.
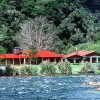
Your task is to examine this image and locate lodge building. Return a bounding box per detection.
[0,49,100,65]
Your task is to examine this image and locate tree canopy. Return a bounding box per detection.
[0,0,99,52]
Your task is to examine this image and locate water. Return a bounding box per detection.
[0,75,100,100]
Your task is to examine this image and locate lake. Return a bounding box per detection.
[0,75,100,100]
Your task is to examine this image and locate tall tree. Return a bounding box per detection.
[16,16,58,50]
[0,0,25,52]
[44,0,98,46]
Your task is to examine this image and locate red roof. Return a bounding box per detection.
[34,50,63,58]
[0,50,64,59]
[0,54,32,59]
[64,50,95,58]
[0,54,6,58]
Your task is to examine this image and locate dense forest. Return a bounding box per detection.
[0,0,100,53]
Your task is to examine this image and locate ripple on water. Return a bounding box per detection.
[0,76,99,100]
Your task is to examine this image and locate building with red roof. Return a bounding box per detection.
[0,53,32,65]
[64,50,100,63]
[33,50,64,63]
[34,50,63,58]
[1,49,100,64]
[0,50,64,65]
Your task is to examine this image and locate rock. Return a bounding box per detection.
[0,65,7,76]
[88,82,100,86]
[96,88,100,91]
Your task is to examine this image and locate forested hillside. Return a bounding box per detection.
[0,0,100,53]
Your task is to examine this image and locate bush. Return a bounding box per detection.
[12,65,39,76]
[20,66,32,75]
[57,62,72,75]
[30,67,38,75]
[80,63,95,74]
[0,47,7,54]
[40,61,56,75]
[4,65,18,76]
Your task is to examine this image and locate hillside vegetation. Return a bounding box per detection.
[0,0,100,53]
[63,41,100,53]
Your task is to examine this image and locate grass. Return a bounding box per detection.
[95,70,100,74]
[71,63,100,74]
[71,63,84,74]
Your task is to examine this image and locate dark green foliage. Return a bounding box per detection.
[43,0,99,50]
[20,66,32,75]
[6,65,18,76]
[0,0,25,52]
[58,8,97,45]
[0,47,7,54]
[6,65,14,76]
[1,37,18,52]
[57,62,72,75]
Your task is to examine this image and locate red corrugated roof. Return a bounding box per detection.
[64,50,95,58]
[0,54,6,58]
[0,50,64,59]
[0,50,97,59]
[0,54,32,59]
[34,50,63,58]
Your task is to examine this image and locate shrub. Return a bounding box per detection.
[30,67,38,75]
[4,65,18,76]
[57,62,72,75]
[0,48,7,54]
[6,65,14,76]
[11,65,39,76]
[20,66,32,75]
[40,61,56,75]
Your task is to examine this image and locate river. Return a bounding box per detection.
[0,75,100,100]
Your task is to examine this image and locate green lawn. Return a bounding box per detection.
[71,63,84,74]
[71,63,100,74]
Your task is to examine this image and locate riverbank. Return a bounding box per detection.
[0,62,100,76]
[10,62,72,76]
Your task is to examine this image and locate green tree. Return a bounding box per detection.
[0,0,99,53]
[58,8,97,45]
[0,0,25,52]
